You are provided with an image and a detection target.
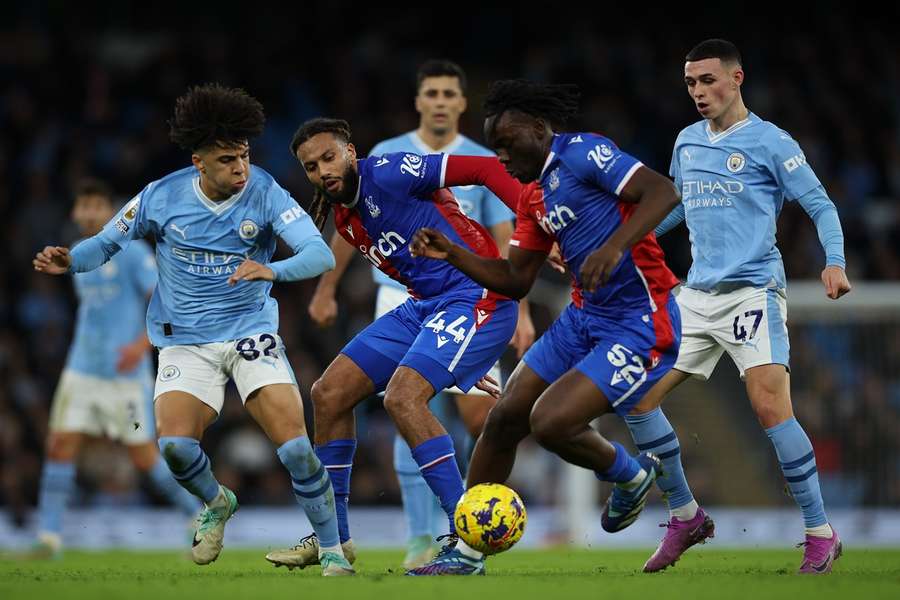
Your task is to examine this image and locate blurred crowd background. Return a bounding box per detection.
[1,3,898,528]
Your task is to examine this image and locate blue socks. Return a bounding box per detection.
[625,408,695,511]
[394,434,442,540]
[146,458,201,516]
[36,461,76,535]
[766,417,828,528]
[157,436,220,503]
[315,439,356,543]
[596,441,642,483]
[278,436,340,548]
[410,434,465,532]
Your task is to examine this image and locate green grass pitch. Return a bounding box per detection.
[2,548,898,600]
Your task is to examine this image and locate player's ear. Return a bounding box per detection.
[191,153,205,174]
[732,67,744,88]
[459,95,468,114]
[414,93,424,115]
[346,142,357,160]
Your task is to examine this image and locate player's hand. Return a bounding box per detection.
[33,246,72,275]
[474,374,501,399]
[410,228,454,260]
[510,306,535,359]
[227,259,275,286]
[546,242,566,273]
[822,265,851,299]
[580,242,623,293]
[116,340,147,373]
[309,290,338,328]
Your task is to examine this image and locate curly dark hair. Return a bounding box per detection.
[289,117,353,232]
[484,79,580,128]
[168,84,265,151]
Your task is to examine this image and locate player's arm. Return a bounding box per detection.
[34,215,136,275]
[119,246,157,373]
[580,166,679,291]
[410,227,544,300]
[230,200,335,286]
[308,231,357,327]
[442,155,523,211]
[796,186,850,299]
[654,203,685,237]
[489,219,536,357]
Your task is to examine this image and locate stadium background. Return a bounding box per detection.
[1,3,898,548]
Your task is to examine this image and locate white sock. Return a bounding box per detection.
[618,468,648,491]
[805,523,833,538]
[319,543,343,558]
[670,500,699,521]
[205,486,227,509]
[455,539,484,560]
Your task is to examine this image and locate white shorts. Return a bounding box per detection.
[155,333,297,413]
[49,369,154,444]
[674,286,790,380]
[375,285,501,396]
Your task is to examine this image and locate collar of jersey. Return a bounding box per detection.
[341,175,362,209]
[409,131,466,155]
[192,176,248,215]
[539,134,562,179]
[704,112,757,144]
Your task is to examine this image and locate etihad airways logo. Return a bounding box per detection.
[681,179,745,196]
[171,245,261,275]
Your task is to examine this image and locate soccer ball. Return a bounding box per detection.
[454,483,527,555]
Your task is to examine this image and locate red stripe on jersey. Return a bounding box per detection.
[431,188,510,304]
[472,294,500,330]
[616,203,680,359]
[333,205,415,296]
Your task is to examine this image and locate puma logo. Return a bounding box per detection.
[170,223,189,239]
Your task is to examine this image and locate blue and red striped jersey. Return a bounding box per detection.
[332,153,505,300]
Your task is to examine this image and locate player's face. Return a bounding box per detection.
[192,142,250,199]
[684,58,743,120]
[72,194,114,237]
[296,133,358,203]
[415,76,467,136]
[485,111,549,183]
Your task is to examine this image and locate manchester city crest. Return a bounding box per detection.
[239,219,259,240]
[726,152,746,173]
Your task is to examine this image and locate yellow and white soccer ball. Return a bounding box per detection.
[454,483,527,555]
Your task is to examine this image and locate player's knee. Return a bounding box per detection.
[529,408,565,449]
[310,376,342,420]
[482,403,529,446]
[382,392,418,421]
[45,433,79,461]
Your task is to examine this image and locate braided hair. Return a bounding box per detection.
[289,118,353,232]
[483,80,580,132]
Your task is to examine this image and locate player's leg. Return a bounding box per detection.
[403,296,518,576]
[33,431,84,557]
[126,441,200,517]
[121,379,199,517]
[466,361,548,486]
[627,292,719,571]
[154,345,234,565]
[727,287,839,573]
[32,369,98,557]
[243,380,352,576]
[746,364,840,573]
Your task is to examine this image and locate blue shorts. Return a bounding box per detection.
[523,296,681,416]
[342,292,518,394]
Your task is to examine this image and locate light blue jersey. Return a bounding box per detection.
[72,165,330,347]
[368,132,513,289]
[669,113,826,291]
[66,240,156,380]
